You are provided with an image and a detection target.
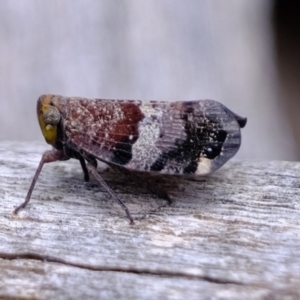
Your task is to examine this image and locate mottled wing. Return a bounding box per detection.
[127,100,244,175]
[54,97,245,175]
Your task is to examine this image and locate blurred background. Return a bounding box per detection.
[0,0,299,160]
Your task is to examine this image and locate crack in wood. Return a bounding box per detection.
[0,252,243,285]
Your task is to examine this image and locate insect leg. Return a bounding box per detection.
[78,155,89,182]
[14,149,68,214]
[86,160,134,225]
[108,164,172,204]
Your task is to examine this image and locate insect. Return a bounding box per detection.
[14,95,247,224]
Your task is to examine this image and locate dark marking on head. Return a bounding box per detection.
[54,120,65,150]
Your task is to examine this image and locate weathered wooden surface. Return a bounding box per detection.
[0,141,300,299]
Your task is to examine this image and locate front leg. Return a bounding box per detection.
[14,149,68,214]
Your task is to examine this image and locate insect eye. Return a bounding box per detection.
[43,106,61,125]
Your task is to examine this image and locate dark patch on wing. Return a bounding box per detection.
[111,137,134,165]
[203,129,227,159]
[109,103,144,165]
[150,153,169,172]
[183,101,195,114]
[150,101,228,174]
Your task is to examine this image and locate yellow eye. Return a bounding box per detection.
[37,96,61,146]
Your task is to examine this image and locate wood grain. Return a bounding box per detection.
[0,141,299,299]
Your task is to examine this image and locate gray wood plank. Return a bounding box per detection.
[0,141,299,299]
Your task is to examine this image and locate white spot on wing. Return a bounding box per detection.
[128,102,164,169]
[195,157,213,175]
